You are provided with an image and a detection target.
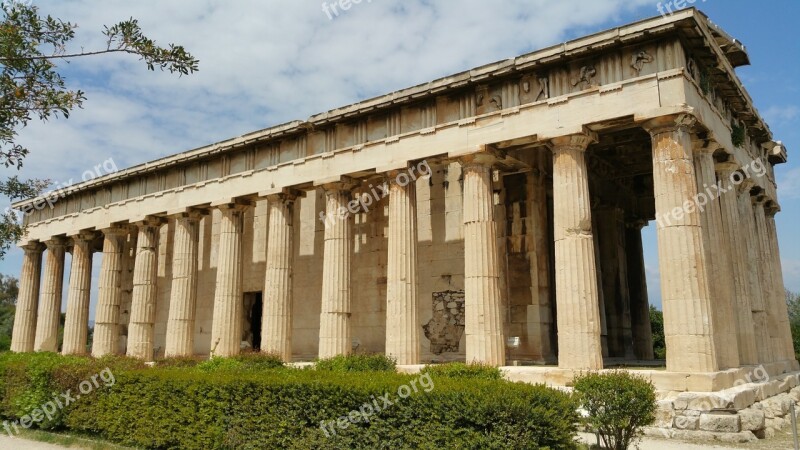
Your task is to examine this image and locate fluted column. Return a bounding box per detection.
[753,197,787,361]
[716,161,758,365]
[626,221,654,360]
[645,115,718,373]
[550,133,603,370]
[385,170,421,365]
[165,211,203,357]
[62,233,94,355]
[765,209,795,361]
[319,183,355,359]
[737,181,772,364]
[91,227,127,357]
[211,204,247,358]
[693,146,739,369]
[126,219,162,360]
[34,238,66,352]
[262,192,301,361]
[10,243,44,353]
[462,155,506,366]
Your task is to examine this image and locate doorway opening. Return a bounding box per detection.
[243,292,263,351]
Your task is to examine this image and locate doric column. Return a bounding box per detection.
[165,211,203,358]
[318,182,355,359]
[62,232,95,355]
[461,154,505,366]
[753,197,786,361]
[526,167,554,362]
[34,238,66,352]
[210,204,247,358]
[693,145,739,369]
[765,208,795,361]
[126,218,162,360]
[550,133,603,370]
[626,221,654,360]
[92,227,127,357]
[262,191,301,361]
[385,170,421,365]
[10,242,44,353]
[645,115,718,373]
[737,180,772,364]
[716,161,758,365]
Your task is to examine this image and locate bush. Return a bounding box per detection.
[232,352,285,370]
[573,371,656,450]
[0,353,580,449]
[421,362,502,380]
[315,354,396,373]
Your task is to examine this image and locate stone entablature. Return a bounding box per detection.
[14,9,780,237]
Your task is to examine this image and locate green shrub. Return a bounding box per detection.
[573,371,656,450]
[232,352,285,370]
[315,354,396,373]
[196,357,245,372]
[421,362,502,380]
[0,353,580,449]
[156,355,205,368]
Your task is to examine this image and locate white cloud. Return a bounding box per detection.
[12,0,656,177]
[763,105,800,125]
[2,0,662,314]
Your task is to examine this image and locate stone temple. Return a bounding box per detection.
[9,8,799,438]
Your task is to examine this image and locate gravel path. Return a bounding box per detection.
[0,434,83,449]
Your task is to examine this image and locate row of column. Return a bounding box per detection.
[11,116,792,371]
[645,114,793,373]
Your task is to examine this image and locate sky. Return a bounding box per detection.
[0,0,798,319]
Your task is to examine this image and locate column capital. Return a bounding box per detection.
[44,237,68,250]
[133,216,167,228]
[167,207,209,220]
[458,146,505,169]
[69,231,97,243]
[625,219,648,231]
[549,131,598,153]
[266,188,306,205]
[714,160,740,175]
[737,177,756,194]
[642,113,697,136]
[21,242,45,254]
[100,226,131,237]
[315,176,359,192]
[212,199,253,212]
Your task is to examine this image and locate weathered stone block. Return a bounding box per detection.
[738,409,765,432]
[766,417,785,430]
[673,415,699,430]
[699,413,740,433]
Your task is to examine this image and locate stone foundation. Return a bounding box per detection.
[497,362,800,442]
[647,370,800,442]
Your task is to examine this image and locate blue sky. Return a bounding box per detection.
[0,0,798,318]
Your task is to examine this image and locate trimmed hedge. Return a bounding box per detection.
[314,354,396,373]
[0,353,580,449]
[420,362,502,380]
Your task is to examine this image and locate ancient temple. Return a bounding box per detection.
[10,8,796,408]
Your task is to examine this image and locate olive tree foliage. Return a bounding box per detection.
[0,1,198,258]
